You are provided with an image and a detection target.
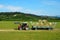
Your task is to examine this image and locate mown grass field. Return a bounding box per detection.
[0,21,32,29]
[0,30,60,40]
[0,21,60,40]
[0,21,60,29]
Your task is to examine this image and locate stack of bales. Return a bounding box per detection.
[38,20,54,27]
[31,20,56,28]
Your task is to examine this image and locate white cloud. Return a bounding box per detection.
[0,4,24,12]
[42,1,60,6]
[22,9,32,13]
[6,6,23,12]
[0,4,4,8]
[0,4,48,16]
[22,9,48,16]
[31,10,48,15]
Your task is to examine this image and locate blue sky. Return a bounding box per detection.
[0,0,60,16]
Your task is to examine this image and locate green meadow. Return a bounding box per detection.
[0,21,60,29]
[0,30,60,40]
[0,21,60,40]
[0,21,18,29]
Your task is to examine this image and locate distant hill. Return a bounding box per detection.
[0,12,60,21]
[0,12,41,21]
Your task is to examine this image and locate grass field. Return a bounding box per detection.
[0,30,60,40]
[0,21,60,40]
[0,21,32,29]
[0,21,18,29]
[0,21,60,29]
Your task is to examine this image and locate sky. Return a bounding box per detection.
[0,0,60,16]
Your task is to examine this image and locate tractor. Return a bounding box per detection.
[17,20,56,30]
[18,22,29,30]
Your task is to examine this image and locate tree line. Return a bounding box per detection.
[0,12,60,21]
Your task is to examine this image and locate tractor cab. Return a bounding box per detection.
[18,22,29,30]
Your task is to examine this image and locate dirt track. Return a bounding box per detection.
[0,29,16,31]
[0,28,59,32]
[0,29,60,32]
